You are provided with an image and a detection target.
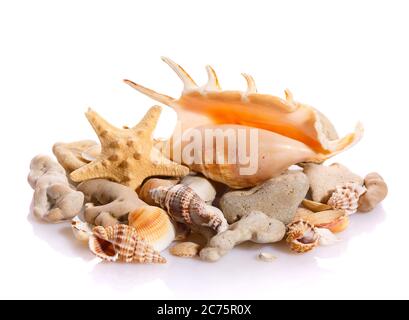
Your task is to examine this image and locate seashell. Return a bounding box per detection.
[70,106,189,190]
[302,199,332,212]
[53,140,99,173]
[150,184,228,234]
[294,208,349,233]
[327,182,367,215]
[181,175,216,204]
[128,205,175,252]
[71,216,93,241]
[286,220,320,253]
[257,252,277,262]
[138,178,179,206]
[358,172,388,212]
[81,144,101,162]
[124,57,363,158]
[169,242,201,258]
[316,228,340,246]
[89,224,166,263]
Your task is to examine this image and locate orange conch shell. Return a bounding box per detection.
[124,57,363,156]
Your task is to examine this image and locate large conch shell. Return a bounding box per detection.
[89,224,166,263]
[124,57,363,156]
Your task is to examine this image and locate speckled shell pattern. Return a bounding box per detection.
[89,224,166,263]
[150,184,226,233]
[327,182,366,215]
[286,220,320,253]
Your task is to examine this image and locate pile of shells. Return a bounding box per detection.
[27,57,388,263]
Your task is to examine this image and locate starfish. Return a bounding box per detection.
[70,106,189,189]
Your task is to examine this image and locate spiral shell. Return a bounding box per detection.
[128,205,175,252]
[150,184,228,233]
[327,182,367,215]
[286,220,320,253]
[89,224,166,263]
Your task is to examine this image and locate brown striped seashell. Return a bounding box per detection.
[149,184,228,234]
[294,208,349,233]
[138,178,179,206]
[169,242,201,258]
[286,220,320,253]
[89,224,166,263]
[128,205,175,252]
[327,182,366,215]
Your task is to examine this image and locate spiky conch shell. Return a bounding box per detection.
[124,57,363,188]
[128,205,175,252]
[327,182,367,215]
[150,184,228,233]
[89,224,166,263]
[286,220,320,253]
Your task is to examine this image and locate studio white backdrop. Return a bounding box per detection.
[0,0,408,299]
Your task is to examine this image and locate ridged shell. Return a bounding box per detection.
[128,205,175,252]
[294,208,349,233]
[286,220,320,253]
[169,242,201,257]
[89,224,166,263]
[327,182,367,215]
[150,184,228,233]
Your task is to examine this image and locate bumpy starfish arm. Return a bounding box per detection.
[85,109,120,144]
[133,106,162,137]
[152,155,189,177]
[70,161,118,183]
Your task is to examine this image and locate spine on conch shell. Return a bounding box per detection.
[150,184,228,233]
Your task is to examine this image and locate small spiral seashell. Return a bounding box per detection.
[89,224,166,263]
[327,182,367,215]
[169,242,201,258]
[150,184,228,233]
[128,205,175,252]
[286,220,320,253]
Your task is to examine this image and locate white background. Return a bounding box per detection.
[0,0,408,299]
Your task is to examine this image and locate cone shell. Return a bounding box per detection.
[89,224,166,263]
[128,205,175,252]
[327,182,366,215]
[150,184,228,233]
[294,208,349,233]
[286,220,320,253]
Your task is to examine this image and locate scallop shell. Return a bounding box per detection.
[150,184,228,233]
[169,242,201,257]
[294,208,349,233]
[89,224,166,263]
[128,205,175,252]
[327,182,367,215]
[286,220,320,253]
[302,199,332,212]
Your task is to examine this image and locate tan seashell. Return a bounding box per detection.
[89,224,166,263]
[150,184,228,234]
[294,208,349,233]
[128,205,175,252]
[358,172,388,212]
[327,182,366,215]
[170,242,201,257]
[81,144,101,162]
[286,220,320,253]
[70,106,189,190]
[257,252,277,262]
[53,140,99,173]
[180,175,216,204]
[138,178,179,206]
[302,199,332,212]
